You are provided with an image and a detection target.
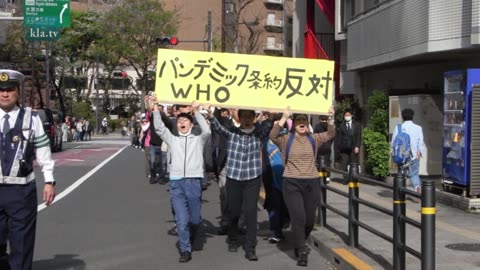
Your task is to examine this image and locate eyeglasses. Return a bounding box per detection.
[176,118,191,123]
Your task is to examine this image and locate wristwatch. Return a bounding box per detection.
[45,181,56,186]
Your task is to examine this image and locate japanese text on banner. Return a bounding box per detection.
[155,49,334,114]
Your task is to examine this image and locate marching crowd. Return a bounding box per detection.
[123,93,426,267]
[0,69,426,269]
[129,94,337,266]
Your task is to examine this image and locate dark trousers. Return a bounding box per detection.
[316,150,332,170]
[226,175,261,251]
[149,145,163,178]
[283,177,320,252]
[0,181,37,270]
[265,188,289,234]
[340,151,358,172]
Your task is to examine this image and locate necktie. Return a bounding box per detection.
[3,114,10,134]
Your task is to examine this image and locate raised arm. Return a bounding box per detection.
[205,104,231,137]
[151,97,174,144]
[191,101,211,141]
[270,107,290,144]
[313,105,336,145]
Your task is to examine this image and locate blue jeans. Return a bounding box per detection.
[406,159,421,189]
[170,178,202,252]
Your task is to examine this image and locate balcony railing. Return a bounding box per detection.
[263,42,284,56]
[264,42,283,50]
[265,19,283,27]
[264,19,283,33]
[265,0,283,4]
[264,0,283,10]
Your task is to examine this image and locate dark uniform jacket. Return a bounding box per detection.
[336,121,361,153]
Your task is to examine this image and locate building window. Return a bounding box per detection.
[341,0,388,31]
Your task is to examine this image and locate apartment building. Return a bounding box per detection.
[294,0,480,100]
[335,0,480,101]
[164,0,293,56]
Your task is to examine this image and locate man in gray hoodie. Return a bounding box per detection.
[152,98,211,263]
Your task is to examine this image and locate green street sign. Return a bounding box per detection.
[25,27,61,41]
[23,0,70,28]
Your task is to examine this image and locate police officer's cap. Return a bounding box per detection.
[0,69,25,90]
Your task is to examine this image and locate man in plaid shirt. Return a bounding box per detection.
[207,106,271,261]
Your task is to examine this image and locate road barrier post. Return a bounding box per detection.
[348,163,359,247]
[393,173,406,270]
[421,180,436,270]
[317,156,327,227]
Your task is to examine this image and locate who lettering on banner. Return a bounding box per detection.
[155,49,334,114]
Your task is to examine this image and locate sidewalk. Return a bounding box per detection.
[309,173,480,270]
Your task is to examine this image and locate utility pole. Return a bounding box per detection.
[221,1,225,52]
[95,56,100,133]
[208,10,213,52]
[45,42,50,108]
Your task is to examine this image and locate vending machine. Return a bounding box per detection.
[442,69,480,196]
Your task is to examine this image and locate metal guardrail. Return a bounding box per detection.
[316,156,435,270]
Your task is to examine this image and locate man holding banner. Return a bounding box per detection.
[154,48,335,262]
[206,106,272,261]
[151,98,211,263]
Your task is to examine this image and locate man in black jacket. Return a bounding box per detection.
[148,103,172,184]
[336,109,361,173]
[210,108,234,235]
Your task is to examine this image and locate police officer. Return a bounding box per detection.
[0,70,56,270]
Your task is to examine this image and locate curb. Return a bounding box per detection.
[309,231,375,270]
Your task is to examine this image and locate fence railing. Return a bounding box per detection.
[317,156,435,270]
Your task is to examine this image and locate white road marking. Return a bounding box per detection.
[37,145,128,212]
[54,159,85,162]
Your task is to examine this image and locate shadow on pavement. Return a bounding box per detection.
[273,230,297,260]
[325,224,392,269]
[170,218,219,254]
[33,254,86,270]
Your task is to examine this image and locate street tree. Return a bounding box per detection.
[101,0,179,111]
[50,10,104,115]
[224,0,264,54]
[0,22,52,108]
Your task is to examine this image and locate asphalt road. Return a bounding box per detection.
[31,136,335,270]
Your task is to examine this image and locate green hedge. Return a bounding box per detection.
[363,128,390,178]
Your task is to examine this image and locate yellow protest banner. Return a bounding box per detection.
[155,49,334,114]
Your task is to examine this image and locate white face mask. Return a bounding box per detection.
[344,116,352,122]
[240,127,255,134]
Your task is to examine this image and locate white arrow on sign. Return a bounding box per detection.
[59,3,68,24]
